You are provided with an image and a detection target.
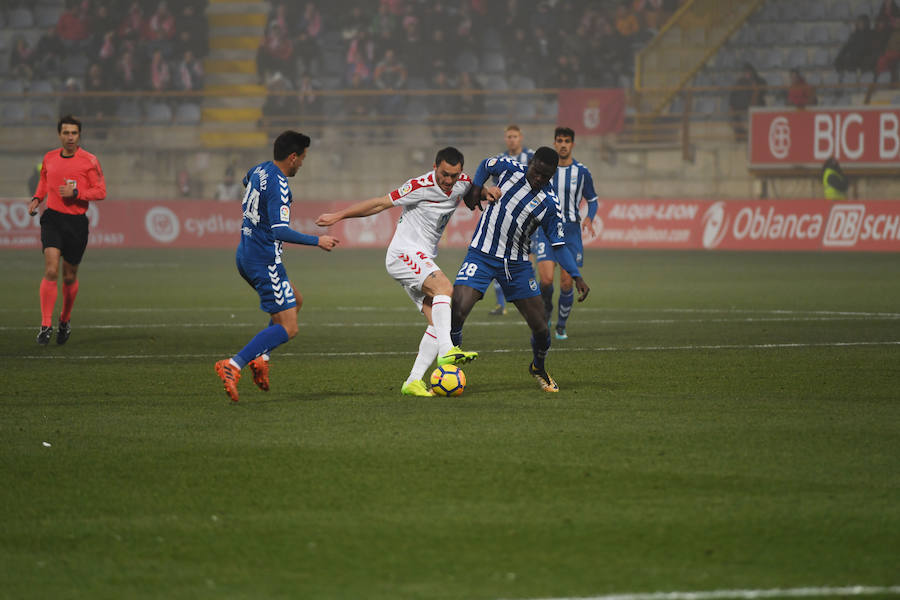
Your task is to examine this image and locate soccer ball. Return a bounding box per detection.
[430,365,466,397]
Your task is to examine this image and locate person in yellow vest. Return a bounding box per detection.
[822,158,848,200]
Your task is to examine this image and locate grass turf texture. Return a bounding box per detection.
[1,248,898,600]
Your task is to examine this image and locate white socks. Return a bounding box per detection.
[431,294,453,355]
[407,325,439,384]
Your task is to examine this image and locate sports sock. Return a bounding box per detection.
[39,279,57,327]
[450,327,462,347]
[407,325,438,384]
[493,280,506,308]
[233,324,289,369]
[431,294,453,355]
[531,331,551,371]
[557,288,574,330]
[60,280,79,323]
[541,283,554,324]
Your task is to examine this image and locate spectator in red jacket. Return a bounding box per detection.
[787,69,817,108]
[146,1,177,42]
[56,2,91,46]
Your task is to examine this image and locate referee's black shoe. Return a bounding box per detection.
[36,326,53,345]
[57,321,71,345]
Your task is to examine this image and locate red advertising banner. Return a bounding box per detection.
[584,199,900,251]
[0,199,483,250]
[556,89,626,137]
[749,106,900,170]
[3,198,900,252]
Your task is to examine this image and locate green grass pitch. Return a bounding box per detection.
[1,248,898,600]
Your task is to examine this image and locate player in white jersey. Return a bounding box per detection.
[532,126,598,340]
[315,147,479,397]
[488,124,535,317]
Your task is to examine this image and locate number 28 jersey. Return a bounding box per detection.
[386,170,472,257]
[237,161,292,264]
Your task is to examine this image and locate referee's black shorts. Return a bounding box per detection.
[40,208,89,265]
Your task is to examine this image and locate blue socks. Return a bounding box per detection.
[493,280,506,308]
[557,288,574,330]
[531,331,551,371]
[450,327,463,347]
[234,324,289,368]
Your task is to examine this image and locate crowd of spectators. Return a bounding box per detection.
[835,0,900,82]
[256,0,680,126]
[4,0,208,124]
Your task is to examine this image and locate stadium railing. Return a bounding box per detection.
[0,80,887,153]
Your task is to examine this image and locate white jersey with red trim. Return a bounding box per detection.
[387,170,472,257]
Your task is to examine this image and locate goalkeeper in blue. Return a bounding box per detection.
[450,147,590,392]
[215,131,340,402]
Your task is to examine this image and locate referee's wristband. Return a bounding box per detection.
[31,196,40,202]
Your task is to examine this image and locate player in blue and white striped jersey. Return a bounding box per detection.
[487,124,535,316]
[214,131,340,402]
[531,127,598,340]
[450,147,590,392]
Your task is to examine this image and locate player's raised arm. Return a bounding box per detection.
[315,194,393,227]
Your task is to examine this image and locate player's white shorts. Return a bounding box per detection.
[385,246,441,311]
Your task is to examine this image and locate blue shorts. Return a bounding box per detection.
[454,248,540,301]
[236,252,298,314]
[532,222,584,267]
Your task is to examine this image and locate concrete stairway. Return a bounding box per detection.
[202,0,269,149]
[635,0,766,115]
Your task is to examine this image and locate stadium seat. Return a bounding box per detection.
[481,53,506,75]
[63,53,90,78]
[115,100,142,125]
[832,1,852,19]
[758,26,779,46]
[174,102,201,124]
[145,102,173,124]
[0,78,25,94]
[787,48,809,68]
[510,75,535,90]
[515,99,537,120]
[811,47,831,67]
[0,102,26,124]
[483,76,510,115]
[34,6,61,28]
[807,24,830,44]
[712,49,736,71]
[481,31,503,52]
[29,100,57,123]
[693,96,719,119]
[406,98,428,119]
[320,50,344,77]
[406,76,427,90]
[8,7,34,28]
[807,2,827,20]
[758,2,782,21]
[788,24,807,45]
[29,79,55,94]
[732,26,756,46]
[454,51,478,74]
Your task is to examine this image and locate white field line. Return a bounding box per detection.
[502,584,900,600]
[12,340,900,361]
[1,306,900,318]
[2,315,899,332]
